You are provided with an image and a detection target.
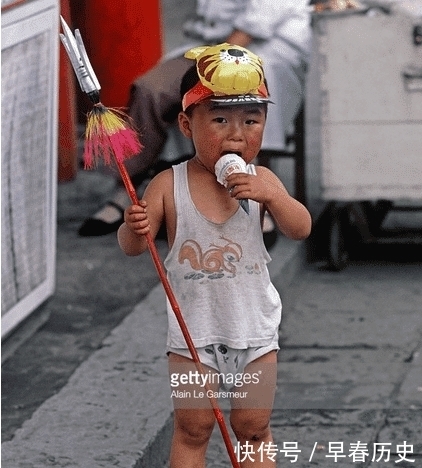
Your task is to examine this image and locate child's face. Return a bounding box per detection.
[179,100,266,171]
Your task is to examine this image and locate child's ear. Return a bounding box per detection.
[178,112,192,138]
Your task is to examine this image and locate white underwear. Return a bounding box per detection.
[168,336,279,391]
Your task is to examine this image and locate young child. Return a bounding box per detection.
[118,44,312,468]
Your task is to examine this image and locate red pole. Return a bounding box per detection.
[58,0,78,181]
[115,158,241,468]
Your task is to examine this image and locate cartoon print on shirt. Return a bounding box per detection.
[179,237,243,279]
[245,263,262,275]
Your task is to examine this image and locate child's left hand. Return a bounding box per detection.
[225,166,312,240]
[225,171,276,205]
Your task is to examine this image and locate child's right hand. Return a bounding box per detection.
[124,200,150,237]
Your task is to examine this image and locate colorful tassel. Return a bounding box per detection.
[83,103,143,169]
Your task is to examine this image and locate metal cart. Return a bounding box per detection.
[307,1,422,270]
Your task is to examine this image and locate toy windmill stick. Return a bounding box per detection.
[59,17,240,468]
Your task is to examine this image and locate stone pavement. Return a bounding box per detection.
[1,170,169,444]
[204,261,422,468]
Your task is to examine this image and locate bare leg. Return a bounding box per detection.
[230,351,278,467]
[168,353,219,468]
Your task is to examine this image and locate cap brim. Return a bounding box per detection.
[210,94,274,106]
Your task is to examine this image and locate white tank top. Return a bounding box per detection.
[164,161,282,349]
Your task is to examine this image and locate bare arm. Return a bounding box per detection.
[117,201,150,256]
[225,166,312,240]
[117,170,171,256]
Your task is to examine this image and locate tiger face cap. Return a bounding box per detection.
[182,43,273,111]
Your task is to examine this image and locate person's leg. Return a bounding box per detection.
[124,55,192,179]
[249,39,306,152]
[249,40,307,248]
[79,56,192,236]
[168,352,218,468]
[230,350,278,467]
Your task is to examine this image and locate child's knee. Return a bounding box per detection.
[174,415,215,447]
[230,412,271,442]
[231,423,271,443]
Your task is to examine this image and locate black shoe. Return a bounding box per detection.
[78,201,124,237]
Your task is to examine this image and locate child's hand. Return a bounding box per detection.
[226,167,312,240]
[124,200,150,236]
[225,172,272,205]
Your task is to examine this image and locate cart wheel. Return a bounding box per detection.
[327,205,349,271]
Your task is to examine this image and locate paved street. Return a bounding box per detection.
[1,170,169,443]
[204,260,422,468]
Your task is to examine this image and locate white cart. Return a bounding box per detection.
[307,1,422,269]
